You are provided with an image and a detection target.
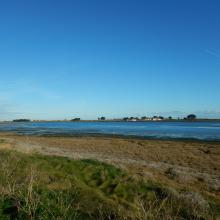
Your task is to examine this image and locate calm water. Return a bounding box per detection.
[0,121,220,141]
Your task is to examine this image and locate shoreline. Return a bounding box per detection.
[1,130,220,143]
[1,119,220,123]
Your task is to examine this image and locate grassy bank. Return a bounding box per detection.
[0,150,219,220]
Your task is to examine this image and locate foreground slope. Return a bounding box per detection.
[0,150,219,219]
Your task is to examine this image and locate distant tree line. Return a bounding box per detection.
[71,118,81,121]
[13,119,31,122]
[98,117,106,121]
[34,114,197,122]
[73,114,196,121]
[120,114,197,121]
[185,114,197,120]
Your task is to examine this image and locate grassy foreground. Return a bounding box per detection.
[0,150,218,220]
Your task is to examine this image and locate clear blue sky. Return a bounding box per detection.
[0,0,220,120]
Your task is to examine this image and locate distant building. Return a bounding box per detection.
[152,116,164,121]
[141,117,152,121]
[128,117,139,122]
[152,118,162,121]
[130,118,137,122]
[122,116,165,122]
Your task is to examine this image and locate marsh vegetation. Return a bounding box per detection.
[0,150,219,219]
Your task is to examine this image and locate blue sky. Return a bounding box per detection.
[0,0,220,120]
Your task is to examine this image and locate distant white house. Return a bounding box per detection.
[152,117,163,121]
[130,118,137,122]
[123,116,164,122]
[145,117,152,121]
[152,116,164,121]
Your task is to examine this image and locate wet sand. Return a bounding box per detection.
[0,132,220,201]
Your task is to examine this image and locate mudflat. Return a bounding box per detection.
[0,132,220,201]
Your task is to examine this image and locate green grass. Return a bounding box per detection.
[0,150,218,220]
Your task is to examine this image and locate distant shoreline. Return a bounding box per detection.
[1,119,220,123]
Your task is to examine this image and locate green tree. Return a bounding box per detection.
[187,114,197,120]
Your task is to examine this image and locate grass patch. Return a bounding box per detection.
[0,150,218,219]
